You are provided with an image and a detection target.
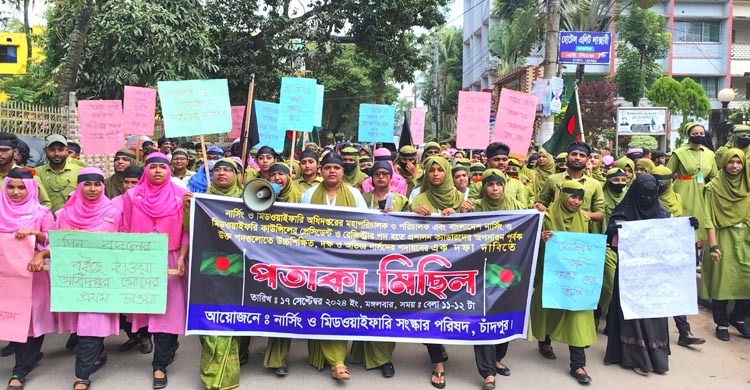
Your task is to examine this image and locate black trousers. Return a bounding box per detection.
[673,315,691,336]
[238,336,251,356]
[120,315,150,339]
[152,333,179,372]
[75,336,103,380]
[12,335,44,378]
[713,299,750,327]
[425,344,446,364]
[540,338,586,369]
[473,342,509,378]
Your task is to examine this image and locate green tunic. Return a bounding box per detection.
[35,159,82,213]
[468,173,528,206]
[200,336,240,390]
[537,171,605,233]
[295,176,322,192]
[700,151,750,300]
[667,144,718,241]
[531,184,597,347]
[362,191,409,212]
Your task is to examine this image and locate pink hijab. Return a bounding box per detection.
[0,169,48,233]
[58,167,119,230]
[360,148,408,195]
[132,153,185,218]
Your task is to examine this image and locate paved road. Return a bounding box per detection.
[2,307,749,389]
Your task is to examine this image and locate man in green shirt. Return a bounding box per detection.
[36,134,82,213]
[535,141,605,231]
[0,132,51,208]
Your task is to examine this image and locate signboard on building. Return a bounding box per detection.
[558,32,612,65]
[617,107,668,135]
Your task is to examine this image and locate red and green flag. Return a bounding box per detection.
[485,263,522,288]
[199,252,244,278]
[542,89,582,156]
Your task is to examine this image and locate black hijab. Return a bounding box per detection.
[610,174,668,222]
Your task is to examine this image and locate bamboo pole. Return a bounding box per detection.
[240,75,256,164]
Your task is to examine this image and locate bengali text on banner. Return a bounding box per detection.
[186,194,543,345]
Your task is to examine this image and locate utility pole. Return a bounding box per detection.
[433,43,441,141]
[537,0,561,145]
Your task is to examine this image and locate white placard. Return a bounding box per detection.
[618,217,697,320]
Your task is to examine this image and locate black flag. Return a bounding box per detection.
[399,114,413,149]
[239,98,259,160]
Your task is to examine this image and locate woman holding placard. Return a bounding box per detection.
[531,180,596,385]
[1,168,55,390]
[51,167,122,390]
[122,153,188,389]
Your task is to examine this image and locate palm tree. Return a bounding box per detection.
[56,0,95,106]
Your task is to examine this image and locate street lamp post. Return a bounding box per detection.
[718,88,736,146]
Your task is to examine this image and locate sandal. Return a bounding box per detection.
[7,375,25,390]
[538,344,556,360]
[153,370,168,389]
[331,365,350,380]
[73,379,91,390]
[431,370,446,389]
[482,379,496,390]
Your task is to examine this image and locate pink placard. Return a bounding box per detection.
[78,100,124,155]
[122,86,156,136]
[228,106,246,139]
[492,89,538,158]
[410,107,426,145]
[456,91,491,149]
[0,234,34,342]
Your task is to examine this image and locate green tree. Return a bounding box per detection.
[7,0,35,62]
[647,76,710,129]
[205,0,449,104]
[45,0,217,101]
[418,27,462,137]
[313,45,398,140]
[613,5,670,106]
[489,6,543,73]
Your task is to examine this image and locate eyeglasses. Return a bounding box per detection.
[373,171,391,177]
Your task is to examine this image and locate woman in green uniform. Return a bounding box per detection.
[702,148,750,341]
[531,180,596,385]
[667,122,718,241]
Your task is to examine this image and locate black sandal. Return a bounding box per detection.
[431,371,446,389]
[153,370,168,389]
[7,375,25,390]
[73,379,91,390]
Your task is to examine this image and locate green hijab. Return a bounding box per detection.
[534,148,556,194]
[472,169,522,212]
[271,162,303,203]
[615,157,635,183]
[411,156,464,213]
[104,148,136,198]
[341,147,367,187]
[208,158,243,198]
[635,158,655,175]
[544,180,590,233]
[603,168,627,212]
[706,148,750,227]
[651,165,681,217]
[422,142,441,163]
[589,152,606,183]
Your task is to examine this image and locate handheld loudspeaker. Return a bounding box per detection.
[241,178,281,212]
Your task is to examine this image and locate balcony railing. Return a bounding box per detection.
[732,43,750,60]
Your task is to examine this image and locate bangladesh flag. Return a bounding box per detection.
[199,252,244,278]
[485,263,522,288]
[542,89,582,156]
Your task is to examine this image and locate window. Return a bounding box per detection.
[0,46,17,63]
[674,21,721,43]
[675,77,719,98]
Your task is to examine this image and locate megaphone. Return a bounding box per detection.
[242,178,281,212]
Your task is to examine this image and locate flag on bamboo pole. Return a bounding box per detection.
[542,90,582,156]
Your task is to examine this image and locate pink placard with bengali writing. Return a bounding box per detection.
[492,89,538,158]
[78,100,124,155]
[122,86,156,136]
[0,234,34,342]
[410,107,426,145]
[228,106,246,140]
[456,91,491,149]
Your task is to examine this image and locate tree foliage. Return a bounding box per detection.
[489,6,543,73]
[418,27,462,138]
[647,76,710,126]
[613,5,670,106]
[45,0,218,100]
[313,45,398,139]
[578,79,619,146]
[206,0,449,104]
